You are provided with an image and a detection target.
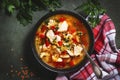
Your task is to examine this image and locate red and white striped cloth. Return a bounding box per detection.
[56,14,120,80]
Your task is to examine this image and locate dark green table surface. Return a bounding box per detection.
[0,0,120,80]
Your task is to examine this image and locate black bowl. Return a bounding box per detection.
[32,10,94,74]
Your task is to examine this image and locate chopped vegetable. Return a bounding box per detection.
[39,34,45,38]
[45,39,50,47]
[35,14,89,69]
[59,17,66,22]
[72,37,78,44]
[70,60,75,67]
[68,28,76,34]
[50,26,56,30]
[41,25,47,32]
[58,21,68,32]
[54,31,60,35]
[0,0,61,26]
[58,41,63,46]
[75,0,106,28]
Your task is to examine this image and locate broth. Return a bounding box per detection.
[34,14,90,69]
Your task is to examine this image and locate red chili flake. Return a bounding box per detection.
[9,58,37,80]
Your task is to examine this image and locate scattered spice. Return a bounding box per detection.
[8,57,36,80]
[16,65,35,80]
[10,65,13,67]
[10,48,14,52]
[20,57,23,61]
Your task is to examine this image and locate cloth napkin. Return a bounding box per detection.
[55,14,120,80]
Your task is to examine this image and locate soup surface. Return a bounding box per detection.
[34,14,89,69]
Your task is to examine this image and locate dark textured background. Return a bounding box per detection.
[0,0,120,80]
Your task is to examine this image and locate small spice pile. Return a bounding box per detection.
[7,57,37,80]
[18,66,35,80]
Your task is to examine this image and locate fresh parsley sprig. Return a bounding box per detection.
[0,0,61,26]
[0,0,105,27]
[75,0,106,28]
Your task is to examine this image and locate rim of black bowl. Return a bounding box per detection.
[31,10,94,74]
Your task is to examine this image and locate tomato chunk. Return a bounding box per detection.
[54,31,60,35]
[54,62,65,68]
[39,34,45,38]
[50,26,55,30]
[68,27,76,34]
[72,38,78,44]
[45,39,50,47]
[59,17,66,22]
[58,41,63,46]
[36,31,39,35]
[41,25,47,32]
[69,60,75,67]
[61,51,67,55]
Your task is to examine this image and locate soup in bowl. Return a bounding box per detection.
[32,10,94,73]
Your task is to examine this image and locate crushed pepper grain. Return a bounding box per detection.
[8,57,36,80]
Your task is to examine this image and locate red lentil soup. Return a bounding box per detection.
[34,14,90,69]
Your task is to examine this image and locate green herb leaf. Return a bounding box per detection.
[75,0,106,28]
[7,4,15,14]
[0,0,61,26]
